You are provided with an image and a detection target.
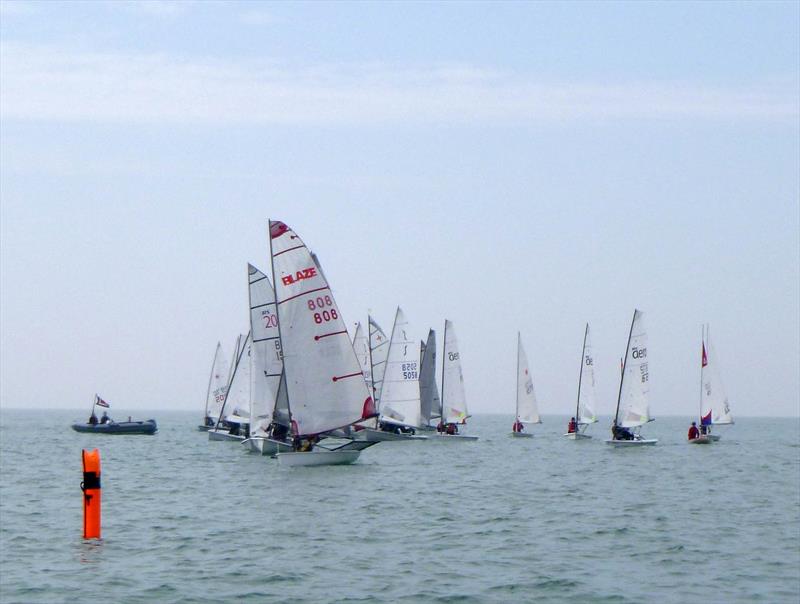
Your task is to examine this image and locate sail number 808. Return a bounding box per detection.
[308,295,338,324]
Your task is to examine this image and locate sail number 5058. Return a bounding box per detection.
[308,295,338,324]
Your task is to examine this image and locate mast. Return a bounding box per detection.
[367,316,377,404]
[515,332,520,421]
[614,310,637,426]
[440,319,447,423]
[268,220,293,434]
[576,323,588,423]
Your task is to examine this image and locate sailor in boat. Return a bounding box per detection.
[100,411,111,425]
[204,416,215,427]
[699,423,708,436]
[436,421,444,433]
[88,412,98,425]
[512,418,524,433]
[268,422,289,441]
[688,421,700,441]
[567,417,577,434]
[611,421,634,441]
[445,423,459,435]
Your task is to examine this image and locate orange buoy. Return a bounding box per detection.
[81,449,101,539]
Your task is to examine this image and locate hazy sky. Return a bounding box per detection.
[1,1,798,418]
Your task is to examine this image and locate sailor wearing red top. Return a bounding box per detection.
[688,422,700,440]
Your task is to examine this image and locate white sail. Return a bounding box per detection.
[419,329,441,424]
[205,342,229,421]
[516,334,541,424]
[577,324,598,424]
[353,322,372,393]
[248,264,283,437]
[615,309,650,428]
[368,316,389,404]
[222,332,252,423]
[269,220,375,436]
[378,307,422,428]
[441,320,469,424]
[701,324,733,425]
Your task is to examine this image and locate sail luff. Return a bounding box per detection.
[616,309,650,428]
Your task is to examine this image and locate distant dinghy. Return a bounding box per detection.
[435,320,478,441]
[605,310,657,446]
[510,333,540,438]
[692,324,733,444]
[198,342,230,431]
[564,323,598,440]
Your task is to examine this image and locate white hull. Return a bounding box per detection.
[208,430,246,442]
[604,438,658,447]
[276,450,361,467]
[510,432,533,438]
[563,432,592,440]
[241,437,293,455]
[689,436,713,445]
[433,433,479,441]
[353,428,428,442]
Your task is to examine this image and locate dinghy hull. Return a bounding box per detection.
[510,432,533,438]
[433,433,479,441]
[604,438,658,447]
[242,437,293,454]
[563,432,592,440]
[276,450,361,467]
[208,429,246,442]
[688,436,713,444]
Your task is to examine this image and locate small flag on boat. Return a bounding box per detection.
[701,343,708,367]
[95,395,110,408]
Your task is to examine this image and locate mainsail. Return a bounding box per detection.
[419,329,441,424]
[219,332,252,424]
[516,334,541,424]
[441,320,469,424]
[269,220,375,436]
[368,316,389,405]
[615,309,650,428]
[204,342,230,422]
[378,307,422,428]
[248,264,283,438]
[577,324,598,425]
[700,324,733,425]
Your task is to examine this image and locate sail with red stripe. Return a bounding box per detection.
[269,220,375,436]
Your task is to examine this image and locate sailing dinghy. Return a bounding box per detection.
[564,324,598,439]
[418,328,441,431]
[510,333,539,438]
[605,310,657,446]
[356,307,428,442]
[435,320,478,440]
[241,264,293,455]
[691,324,733,444]
[209,333,251,442]
[269,220,378,466]
[199,342,230,431]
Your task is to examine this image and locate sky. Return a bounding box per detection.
[1,0,798,418]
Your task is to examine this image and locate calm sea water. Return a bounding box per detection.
[1,409,798,603]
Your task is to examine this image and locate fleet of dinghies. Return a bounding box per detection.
[197,222,734,463]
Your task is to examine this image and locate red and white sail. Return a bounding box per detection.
[269,220,375,436]
[700,324,733,425]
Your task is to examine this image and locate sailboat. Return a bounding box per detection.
[435,320,479,440]
[368,316,389,405]
[691,323,734,444]
[510,333,540,438]
[355,308,428,441]
[605,309,657,446]
[198,342,230,431]
[419,328,441,430]
[564,323,598,439]
[241,264,293,455]
[209,332,252,441]
[269,220,379,466]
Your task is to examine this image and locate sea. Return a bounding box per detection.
[0,409,798,604]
